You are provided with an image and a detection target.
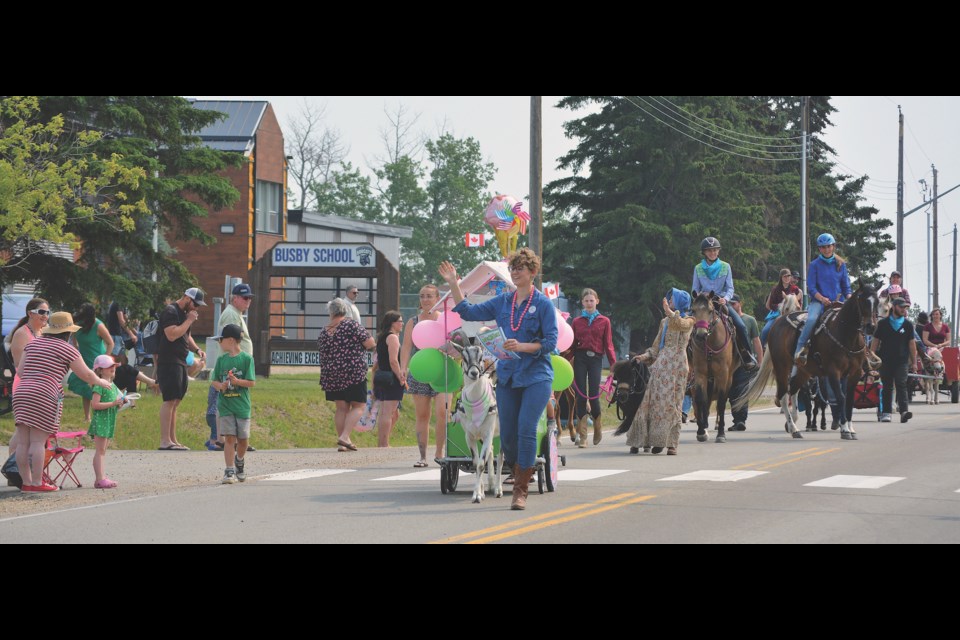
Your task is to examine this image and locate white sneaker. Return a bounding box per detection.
[880,413,892,423]
[222,468,238,484]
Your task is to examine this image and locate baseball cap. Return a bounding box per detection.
[892,297,910,307]
[232,283,254,298]
[890,270,902,277]
[779,268,792,278]
[185,287,207,306]
[93,354,118,370]
[729,294,741,303]
[791,270,801,278]
[215,323,243,341]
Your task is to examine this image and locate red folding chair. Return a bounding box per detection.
[42,430,86,489]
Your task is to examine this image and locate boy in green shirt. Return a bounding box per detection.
[212,324,256,484]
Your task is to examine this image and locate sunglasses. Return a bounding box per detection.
[30,309,50,316]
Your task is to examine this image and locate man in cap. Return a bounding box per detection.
[728,294,763,431]
[157,288,207,450]
[870,297,917,423]
[880,270,911,305]
[218,283,254,356]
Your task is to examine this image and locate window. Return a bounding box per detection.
[256,181,281,234]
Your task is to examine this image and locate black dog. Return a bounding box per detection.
[612,358,651,435]
[799,377,828,432]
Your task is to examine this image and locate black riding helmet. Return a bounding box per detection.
[701,236,721,252]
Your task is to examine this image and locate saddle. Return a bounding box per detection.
[783,305,842,335]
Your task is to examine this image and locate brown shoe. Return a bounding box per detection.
[511,464,536,510]
[667,447,677,455]
[593,414,603,445]
[577,418,588,448]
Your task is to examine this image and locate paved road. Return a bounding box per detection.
[2,402,958,543]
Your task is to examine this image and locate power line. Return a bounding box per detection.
[620,97,804,162]
[650,96,806,143]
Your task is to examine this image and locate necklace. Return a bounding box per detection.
[510,289,534,332]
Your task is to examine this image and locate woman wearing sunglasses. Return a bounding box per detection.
[3,298,49,485]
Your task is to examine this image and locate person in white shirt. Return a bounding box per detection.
[343,285,363,325]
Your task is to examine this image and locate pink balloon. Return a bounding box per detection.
[557,317,574,352]
[440,309,462,333]
[412,319,446,350]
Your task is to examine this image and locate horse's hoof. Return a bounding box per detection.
[792,431,804,439]
[820,425,827,431]
[840,431,852,440]
[715,436,726,443]
[831,420,840,430]
[696,433,708,443]
[849,432,858,440]
[472,496,482,504]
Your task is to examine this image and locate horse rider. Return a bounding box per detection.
[761,268,802,347]
[691,236,758,371]
[794,233,851,366]
[879,270,911,305]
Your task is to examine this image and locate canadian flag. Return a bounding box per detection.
[543,282,560,299]
[465,233,485,247]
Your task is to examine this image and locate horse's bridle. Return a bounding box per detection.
[693,304,732,357]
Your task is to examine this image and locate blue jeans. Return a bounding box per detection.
[495,380,553,470]
[206,414,218,441]
[760,316,777,347]
[111,334,125,355]
[730,367,752,424]
[682,395,692,414]
[795,301,824,355]
[726,303,753,355]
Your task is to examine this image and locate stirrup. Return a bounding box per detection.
[795,346,809,365]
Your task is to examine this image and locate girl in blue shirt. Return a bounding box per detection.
[795,233,851,364]
[439,248,557,511]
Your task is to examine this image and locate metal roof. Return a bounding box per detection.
[191,101,268,154]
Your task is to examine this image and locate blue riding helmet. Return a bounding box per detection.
[817,233,836,247]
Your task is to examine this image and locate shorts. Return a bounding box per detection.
[157,363,188,401]
[325,379,367,404]
[405,372,437,397]
[218,415,251,439]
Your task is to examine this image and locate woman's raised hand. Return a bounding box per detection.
[438,261,458,285]
[662,297,672,315]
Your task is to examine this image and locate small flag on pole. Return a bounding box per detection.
[465,232,485,247]
[543,282,560,299]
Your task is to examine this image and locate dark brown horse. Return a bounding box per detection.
[737,280,877,440]
[689,292,739,444]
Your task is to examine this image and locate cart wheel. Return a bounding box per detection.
[560,454,567,467]
[440,463,450,494]
[951,381,959,404]
[543,430,559,493]
[537,465,545,494]
[448,464,460,492]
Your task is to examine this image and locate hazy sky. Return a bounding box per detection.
[200,96,958,312]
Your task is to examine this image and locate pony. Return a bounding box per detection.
[450,342,502,503]
[689,292,739,444]
[921,347,945,404]
[612,357,651,436]
[737,279,878,440]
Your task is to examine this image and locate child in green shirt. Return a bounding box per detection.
[89,355,126,489]
[212,324,256,484]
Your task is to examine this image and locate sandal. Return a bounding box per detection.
[336,439,358,451]
[413,460,428,468]
[94,478,118,489]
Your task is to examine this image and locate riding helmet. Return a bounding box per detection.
[816,233,836,247]
[701,236,721,252]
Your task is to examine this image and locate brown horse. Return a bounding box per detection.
[737,280,878,440]
[689,292,739,443]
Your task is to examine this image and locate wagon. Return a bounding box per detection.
[939,345,960,403]
[438,410,565,495]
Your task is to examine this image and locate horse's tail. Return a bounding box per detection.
[781,294,800,315]
[732,347,774,411]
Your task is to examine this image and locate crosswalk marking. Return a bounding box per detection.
[658,470,769,482]
[374,469,443,481]
[804,475,905,489]
[558,469,628,481]
[261,469,355,482]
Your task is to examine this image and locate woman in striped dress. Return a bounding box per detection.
[12,312,112,492]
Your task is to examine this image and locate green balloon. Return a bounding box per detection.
[551,355,574,391]
[409,348,444,382]
[430,357,464,392]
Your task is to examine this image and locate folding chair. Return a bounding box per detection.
[42,430,86,489]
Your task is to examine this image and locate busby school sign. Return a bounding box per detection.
[272,243,376,268]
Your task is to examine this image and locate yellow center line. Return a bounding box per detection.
[465,495,656,544]
[757,447,840,470]
[732,447,822,470]
[428,493,639,544]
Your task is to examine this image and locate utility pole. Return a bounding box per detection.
[800,96,809,290]
[896,106,905,275]
[952,224,958,347]
[933,164,940,310]
[529,96,543,288]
